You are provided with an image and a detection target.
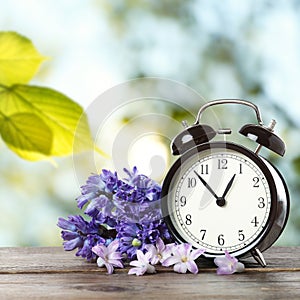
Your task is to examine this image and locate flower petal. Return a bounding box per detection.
[216,266,233,275]
[129,260,142,267]
[108,252,123,260]
[174,262,188,274]
[150,256,160,265]
[214,256,230,268]
[146,264,156,274]
[105,262,114,274]
[190,248,205,260]
[145,251,154,262]
[235,262,245,273]
[63,237,82,251]
[107,239,119,253]
[57,217,75,231]
[172,245,182,259]
[109,259,124,269]
[225,250,238,264]
[145,244,157,257]
[136,250,148,264]
[162,256,180,267]
[181,243,192,256]
[186,260,199,274]
[156,237,165,252]
[92,244,105,257]
[97,257,105,268]
[61,231,78,241]
[128,266,146,276]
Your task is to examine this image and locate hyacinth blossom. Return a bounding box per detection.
[214,251,245,275]
[92,240,123,274]
[58,167,171,261]
[162,243,205,274]
[145,237,175,265]
[128,250,156,276]
[57,215,106,261]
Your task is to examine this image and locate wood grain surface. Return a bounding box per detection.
[0,247,299,299]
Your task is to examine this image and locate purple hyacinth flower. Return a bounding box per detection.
[121,167,162,202]
[84,195,109,217]
[57,215,88,250]
[123,166,139,183]
[57,215,105,261]
[76,170,118,210]
[116,222,142,259]
[76,174,105,209]
[100,169,119,192]
[116,220,172,259]
[106,167,163,223]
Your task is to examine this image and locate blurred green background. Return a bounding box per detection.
[0,0,299,246]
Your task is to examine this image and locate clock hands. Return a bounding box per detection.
[217,174,236,207]
[194,170,236,207]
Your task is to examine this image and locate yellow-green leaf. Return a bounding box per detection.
[0,31,46,85]
[0,85,95,159]
[0,112,52,159]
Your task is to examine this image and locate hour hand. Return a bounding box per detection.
[222,174,236,199]
[194,170,219,200]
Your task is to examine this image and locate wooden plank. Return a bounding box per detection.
[0,246,299,274]
[0,247,299,299]
[0,271,299,299]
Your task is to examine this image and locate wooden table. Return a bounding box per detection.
[0,247,299,299]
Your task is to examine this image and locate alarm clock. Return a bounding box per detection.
[161,99,290,267]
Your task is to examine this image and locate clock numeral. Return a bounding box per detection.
[218,159,228,170]
[217,234,225,246]
[258,197,265,208]
[251,216,259,227]
[239,163,243,174]
[238,230,245,241]
[187,177,197,188]
[253,177,259,187]
[199,229,206,240]
[200,164,209,175]
[180,196,187,207]
[185,214,192,225]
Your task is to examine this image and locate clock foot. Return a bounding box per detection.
[251,248,267,267]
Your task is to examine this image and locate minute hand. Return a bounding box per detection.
[194,170,219,200]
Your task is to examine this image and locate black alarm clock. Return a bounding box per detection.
[161,99,290,266]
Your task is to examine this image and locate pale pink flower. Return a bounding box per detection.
[214,251,245,275]
[92,239,124,274]
[145,238,174,265]
[162,243,205,274]
[128,250,156,276]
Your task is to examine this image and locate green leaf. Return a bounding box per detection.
[0,31,46,85]
[0,84,95,160]
[0,112,53,160]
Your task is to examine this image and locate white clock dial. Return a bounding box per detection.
[166,146,272,256]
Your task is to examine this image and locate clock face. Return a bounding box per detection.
[162,142,275,256]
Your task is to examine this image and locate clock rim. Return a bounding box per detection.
[161,141,278,258]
